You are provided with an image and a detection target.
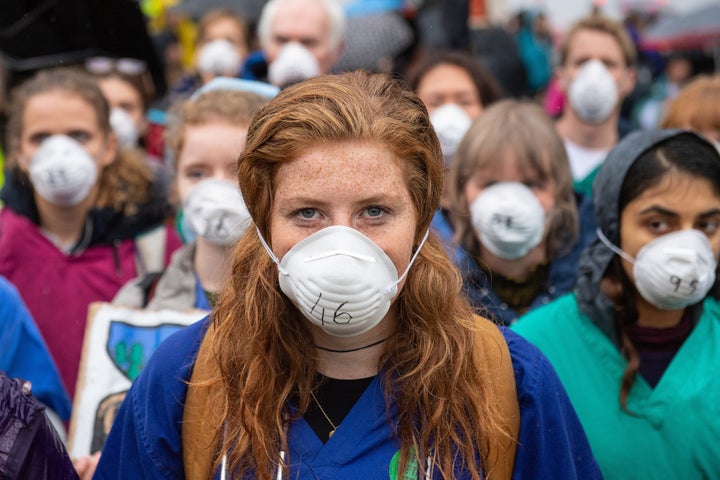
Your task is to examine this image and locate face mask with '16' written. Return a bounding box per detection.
[257,225,429,337]
[597,228,717,310]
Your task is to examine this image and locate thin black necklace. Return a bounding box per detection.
[314,336,389,353]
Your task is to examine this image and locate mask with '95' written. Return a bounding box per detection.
[597,228,717,310]
[257,225,429,337]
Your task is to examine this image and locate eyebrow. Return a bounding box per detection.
[637,206,678,217]
[637,206,720,218]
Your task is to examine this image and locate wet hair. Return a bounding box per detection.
[606,132,720,410]
[5,67,153,215]
[447,99,579,260]
[559,13,637,68]
[210,71,508,479]
[405,50,503,109]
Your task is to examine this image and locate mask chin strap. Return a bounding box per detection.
[386,228,431,295]
[596,228,636,264]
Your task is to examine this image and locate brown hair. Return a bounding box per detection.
[405,50,503,108]
[447,99,579,260]
[164,89,269,167]
[559,14,637,68]
[197,8,249,51]
[5,67,154,215]
[661,74,720,133]
[210,71,508,479]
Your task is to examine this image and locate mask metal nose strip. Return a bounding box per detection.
[304,249,376,263]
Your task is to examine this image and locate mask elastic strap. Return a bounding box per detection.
[387,228,431,294]
[596,228,635,264]
[255,226,288,274]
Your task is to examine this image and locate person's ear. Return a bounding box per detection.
[100,132,118,168]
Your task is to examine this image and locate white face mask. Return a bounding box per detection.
[258,225,429,337]
[182,179,252,247]
[197,39,242,76]
[429,103,472,166]
[109,108,139,149]
[28,135,99,207]
[598,228,717,310]
[470,182,546,260]
[568,59,619,124]
[267,42,320,88]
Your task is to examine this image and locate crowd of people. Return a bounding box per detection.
[0,0,719,479]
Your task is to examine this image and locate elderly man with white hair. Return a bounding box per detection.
[242,0,345,88]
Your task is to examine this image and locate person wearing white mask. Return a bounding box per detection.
[0,68,181,412]
[96,71,601,480]
[169,9,250,100]
[406,51,502,242]
[554,14,637,197]
[242,0,345,88]
[444,100,596,326]
[114,87,269,311]
[513,130,720,479]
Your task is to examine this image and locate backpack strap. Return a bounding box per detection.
[182,322,224,480]
[134,225,167,276]
[182,316,520,479]
[472,315,520,480]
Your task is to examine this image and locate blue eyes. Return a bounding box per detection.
[300,208,316,219]
[366,206,383,217]
[293,206,387,221]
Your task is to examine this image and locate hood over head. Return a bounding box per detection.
[574,129,716,344]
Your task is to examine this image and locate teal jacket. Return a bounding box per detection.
[512,294,720,480]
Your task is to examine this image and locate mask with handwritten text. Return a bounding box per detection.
[470,182,546,260]
[183,179,251,247]
[258,226,428,337]
[598,228,716,310]
[28,135,98,207]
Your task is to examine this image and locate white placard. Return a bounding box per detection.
[68,302,207,458]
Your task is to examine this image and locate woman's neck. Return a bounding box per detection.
[635,295,685,329]
[479,241,547,281]
[193,238,232,293]
[311,309,398,380]
[35,194,91,249]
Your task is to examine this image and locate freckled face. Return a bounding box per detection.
[269,141,418,280]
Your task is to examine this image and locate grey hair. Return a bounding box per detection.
[257,0,346,51]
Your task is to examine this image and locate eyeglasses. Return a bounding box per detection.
[85,57,147,76]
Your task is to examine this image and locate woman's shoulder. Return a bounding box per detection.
[500,326,603,478]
